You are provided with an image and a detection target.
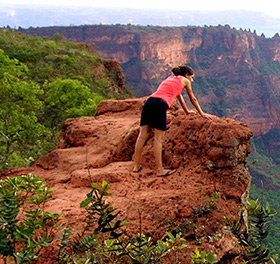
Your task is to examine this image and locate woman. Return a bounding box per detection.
[133,65,211,177]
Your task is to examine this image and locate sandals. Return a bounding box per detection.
[132,165,142,173]
[157,169,177,177]
[132,166,177,177]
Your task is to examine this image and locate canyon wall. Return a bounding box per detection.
[18,25,280,137]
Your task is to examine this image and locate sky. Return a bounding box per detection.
[1,0,280,18]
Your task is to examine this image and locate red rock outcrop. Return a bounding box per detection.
[0,98,253,263]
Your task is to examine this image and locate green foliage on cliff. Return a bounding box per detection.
[0,176,188,263]
[254,129,280,165]
[228,197,277,263]
[248,130,280,256]
[43,78,104,138]
[0,30,132,168]
[0,174,60,263]
[0,29,130,97]
[1,175,277,263]
[248,129,280,192]
[249,186,280,259]
[0,49,52,167]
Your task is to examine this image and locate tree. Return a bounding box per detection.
[0,49,51,168]
[43,78,104,138]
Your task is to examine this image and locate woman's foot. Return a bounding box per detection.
[132,165,142,173]
[157,168,177,177]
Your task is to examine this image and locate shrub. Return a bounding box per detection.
[0,176,221,264]
[62,181,188,263]
[0,174,60,263]
[227,199,277,264]
[190,248,219,264]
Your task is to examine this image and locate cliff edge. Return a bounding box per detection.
[0,98,253,263]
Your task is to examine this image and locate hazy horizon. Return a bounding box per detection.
[1,3,280,37]
[1,0,280,18]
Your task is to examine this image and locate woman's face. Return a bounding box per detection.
[186,74,195,83]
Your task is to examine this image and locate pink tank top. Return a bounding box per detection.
[151,76,184,108]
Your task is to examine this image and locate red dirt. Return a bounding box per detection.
[0,98,253,263]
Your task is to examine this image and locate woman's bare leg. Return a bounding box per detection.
[133,125,151,172]
[154,128,176,176]
[154,128,165,173]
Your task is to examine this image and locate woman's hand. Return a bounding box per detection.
[202,113,213,120]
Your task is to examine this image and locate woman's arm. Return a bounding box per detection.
[183,78,204,115]
[177,94,191,114]
[182,77,212,119]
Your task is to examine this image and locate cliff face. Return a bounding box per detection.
[18,25,280,138]
[0,98,253,263]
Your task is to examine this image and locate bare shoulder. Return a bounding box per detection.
[181,76,190,87]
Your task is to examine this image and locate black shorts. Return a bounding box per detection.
[140,97,168,131]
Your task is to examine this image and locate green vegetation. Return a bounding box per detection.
[248,48,280,254]
[250,186,280,258]
[0,29,132,169]
[80,24,183,34]
[188,26,280,255]
[227,198,277,263]
[253,129,280,165]
[0,174,60,263]
[192,191,220,218]
[68,180,187,263]
[43,78,104,138]
[0,176,188,263]
[1,24,280,260]
[0,30,129,97]
[190,248,218,264]
[0,49,51,167]
[1,175,277,263]
[247,129,280,257]
[245,199,276,263]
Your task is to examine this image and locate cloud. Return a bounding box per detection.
[6,11,16,17]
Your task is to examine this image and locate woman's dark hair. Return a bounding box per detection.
[171,65,194,76]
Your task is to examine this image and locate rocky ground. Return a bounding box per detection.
[0,98,253,263]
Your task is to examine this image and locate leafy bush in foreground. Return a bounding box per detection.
[0,176,188,264]
[228,199,277,263]
[59,181,187,264]
[0,174,60,263]
[3,174,274,263]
